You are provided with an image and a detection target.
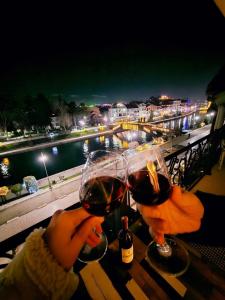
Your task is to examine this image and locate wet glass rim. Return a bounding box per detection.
[85,150,128,170]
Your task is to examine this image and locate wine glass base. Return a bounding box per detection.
[78,232,108,263]
[146,238,190,277]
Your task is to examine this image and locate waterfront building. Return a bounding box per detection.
[146,96,198,121]
[108,102,147,121]
[108,103,128,120]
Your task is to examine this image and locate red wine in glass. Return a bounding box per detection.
[80,175,127,216]
[127,167,171,206]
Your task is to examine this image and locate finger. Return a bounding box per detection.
[86,235,101,248]
[170,185,182,203]
[54,209,64,215]
[70,217,103,256]
[149,226,165,245]
[154,232,165,245]
[93,219,104,235]
[149,218,167,232]
[48,209,64,227]
[66,207,91,227]
[86,237,98,248]
[88,231,102,244]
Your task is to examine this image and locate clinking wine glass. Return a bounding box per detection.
[124,145,189,276]
[78,150,127,263]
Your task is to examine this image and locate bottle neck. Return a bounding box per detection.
[121,216,129,231]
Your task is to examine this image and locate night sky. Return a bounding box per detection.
[0,1,225,103]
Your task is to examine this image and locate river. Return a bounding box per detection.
[0,112,207,185]
[0,131,154,184]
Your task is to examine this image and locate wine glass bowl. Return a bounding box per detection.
[127,169,171,206]
[80,150,127,216]
[126,145,171,206]
[78,150,127,263]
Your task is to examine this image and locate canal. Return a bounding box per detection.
[0,112,208,185]
[1,131,154,185]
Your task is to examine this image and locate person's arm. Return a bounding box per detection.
[0,229,78,300]
[0,208,103,300]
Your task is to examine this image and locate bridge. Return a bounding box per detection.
[112,121,174,134]
[112,111,197,134]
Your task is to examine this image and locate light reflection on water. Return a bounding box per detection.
[52,147,58,155]
[105,137,110,148]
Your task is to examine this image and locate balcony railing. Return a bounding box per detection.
[165,125,224,190]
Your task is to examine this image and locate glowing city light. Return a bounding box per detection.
[39,152,52,190]
[79,120,85,126]
[159,95,169,100]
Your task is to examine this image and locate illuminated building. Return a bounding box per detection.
[108,102,147,121]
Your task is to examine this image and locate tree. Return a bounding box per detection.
[15,94,52,133]
[89,107,102,126]
[78,102,88,114]
[15,95,35,133]
[67,101,78,128]
[55,96,72,130]
[35,94,52,130]
[0,95,17,136]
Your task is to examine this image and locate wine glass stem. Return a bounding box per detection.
[156,240,172,257]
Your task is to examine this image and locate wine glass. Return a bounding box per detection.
[124,144,189,276]
[78,150,127,263]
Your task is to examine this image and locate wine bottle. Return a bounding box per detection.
[118,216,133,267]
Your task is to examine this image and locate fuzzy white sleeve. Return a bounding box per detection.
[0,228,79,300]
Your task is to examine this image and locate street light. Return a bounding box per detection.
[79,120,85,128]
[39,152,52,190]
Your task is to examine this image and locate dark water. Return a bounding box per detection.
[0,131,153,184]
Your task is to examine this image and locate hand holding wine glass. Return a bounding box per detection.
[138,185,204,245]
[124,145,202,276]
[44,208,104,271]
